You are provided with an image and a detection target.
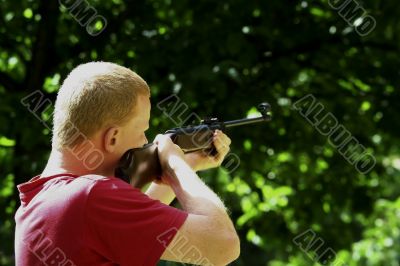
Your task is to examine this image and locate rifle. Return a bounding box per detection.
[114,102,272,189]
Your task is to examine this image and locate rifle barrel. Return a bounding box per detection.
[223,116,270,128]
[165,115,271,134]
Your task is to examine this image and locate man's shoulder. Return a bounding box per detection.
[83,175,147,208]
[79,174,112,182]
[60,174,133,196]
[80,174,139,195]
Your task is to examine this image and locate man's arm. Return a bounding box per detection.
[144,156,197,205]
[155,134,240,265]
[145,129,229,205]
[145,182,175,205]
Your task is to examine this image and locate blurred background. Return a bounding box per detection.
[0,0,399,265]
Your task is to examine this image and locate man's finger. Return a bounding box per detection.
[214,135,231,151]
[154,134,172,146]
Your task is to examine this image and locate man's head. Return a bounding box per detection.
[52,62,150,163]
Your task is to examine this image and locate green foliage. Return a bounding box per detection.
[1,0,399,265]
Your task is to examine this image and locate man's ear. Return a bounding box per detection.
[103,127,120,153]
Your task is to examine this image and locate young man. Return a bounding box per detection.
[15,62,240,265]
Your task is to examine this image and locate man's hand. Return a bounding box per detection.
[184,130,231,171]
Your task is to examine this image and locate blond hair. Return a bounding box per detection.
[52,62,150,150]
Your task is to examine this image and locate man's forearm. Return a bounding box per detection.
[144,158,202,205]
[166,155,230,216]
[145,182,176,205]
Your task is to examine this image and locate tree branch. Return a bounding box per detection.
[0,71,19,90]
[25,0,60,91]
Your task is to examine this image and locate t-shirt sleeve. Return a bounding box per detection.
[85,177,188,265]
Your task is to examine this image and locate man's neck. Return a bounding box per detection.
[41,149,114,178]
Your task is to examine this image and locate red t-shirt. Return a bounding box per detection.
[15,173,188,266]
